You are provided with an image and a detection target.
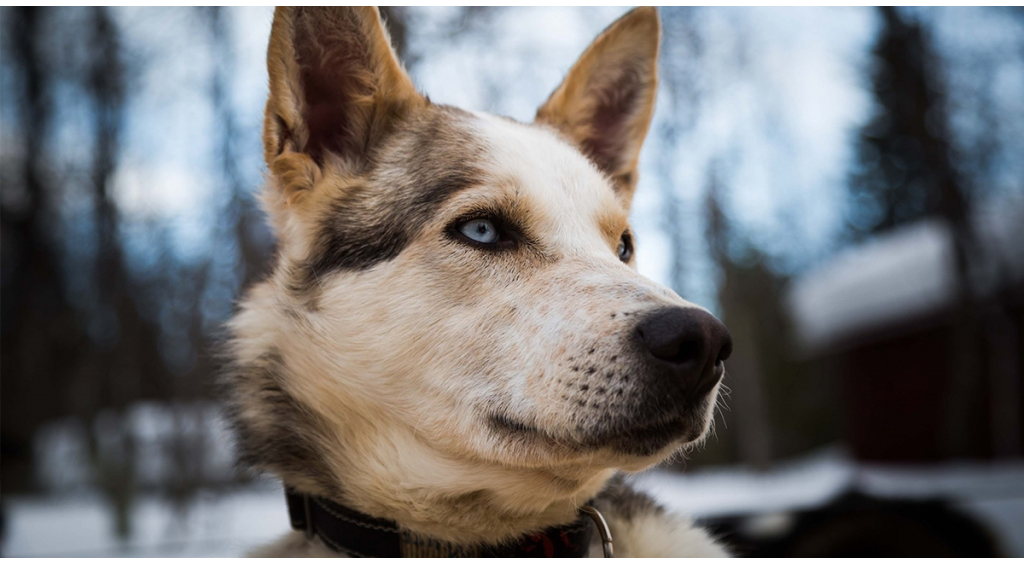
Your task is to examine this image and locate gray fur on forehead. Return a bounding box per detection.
[292,105,487,296]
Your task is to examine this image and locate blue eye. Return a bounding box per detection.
[618,232,633,262]
[458,218,500,244]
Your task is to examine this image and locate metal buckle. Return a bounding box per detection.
[579,505,614,558]
[303,494,315,540]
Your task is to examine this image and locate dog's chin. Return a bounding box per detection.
[581,415,704,458]
[490,395,717,462]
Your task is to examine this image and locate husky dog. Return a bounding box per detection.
[226,6,732,558]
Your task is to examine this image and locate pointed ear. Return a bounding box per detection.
[263,7,425,193]
[536,7,660,204]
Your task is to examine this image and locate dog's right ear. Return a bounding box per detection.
[263,7,424,197]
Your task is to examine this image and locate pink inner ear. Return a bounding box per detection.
[293,12,375,165]
[300,59,366,165]
[581,64,646,177]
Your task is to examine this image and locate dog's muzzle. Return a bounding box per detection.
[588,306,732,455]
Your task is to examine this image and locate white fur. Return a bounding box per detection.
[603,511,730,558]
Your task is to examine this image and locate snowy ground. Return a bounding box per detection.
[632,449,1024,557]
[4,450,1023,557]
[1,482,291,557]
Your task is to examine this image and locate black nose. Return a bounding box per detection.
[635,307,732,393]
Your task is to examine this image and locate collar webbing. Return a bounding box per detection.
[285,489,598,558]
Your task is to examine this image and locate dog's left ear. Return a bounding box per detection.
[536,7,660,207]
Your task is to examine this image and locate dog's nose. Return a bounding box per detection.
[635,307,732,393]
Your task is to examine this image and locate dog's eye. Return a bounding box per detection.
[458,218,500,245]
[617,232,633,263]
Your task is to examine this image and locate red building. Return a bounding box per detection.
[788,197,1024,462]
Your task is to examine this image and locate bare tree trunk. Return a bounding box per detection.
[706,168,774,469]
[206,6,271,292]
[987,306,1022,457]
[656,7,703,297]
[83,6,142,540]
[0,6,84,493]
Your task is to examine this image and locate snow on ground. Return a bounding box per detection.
[2,482,290,557]
[4,450,1023,557]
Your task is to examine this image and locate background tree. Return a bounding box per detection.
[846,7,1023,458]
[847,6,970,237]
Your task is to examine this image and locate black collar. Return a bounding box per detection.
[286,489,606,557]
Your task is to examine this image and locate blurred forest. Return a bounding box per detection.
[2,6,1023,543]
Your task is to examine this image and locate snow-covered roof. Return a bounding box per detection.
[787,194,1024,351]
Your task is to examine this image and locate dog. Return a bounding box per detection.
[225,6,732,557]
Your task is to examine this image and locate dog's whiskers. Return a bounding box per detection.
[311,267,326,292]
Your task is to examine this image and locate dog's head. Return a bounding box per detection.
[229,6,731,540]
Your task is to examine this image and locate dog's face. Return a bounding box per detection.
[229,6,731,539]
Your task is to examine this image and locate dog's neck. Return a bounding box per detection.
[276,427,618,546]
